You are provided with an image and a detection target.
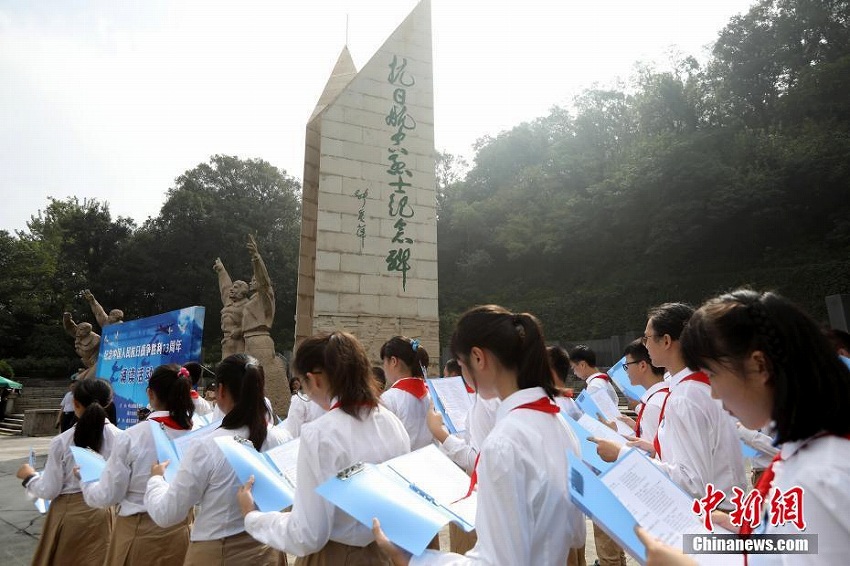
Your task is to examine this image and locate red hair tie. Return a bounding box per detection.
[177,367,190,379]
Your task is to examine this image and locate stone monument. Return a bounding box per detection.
[83,289,124,329]
[241,235,289,416]
[213,258,249,358]
[294,0,439,365]
[62,312,100,380]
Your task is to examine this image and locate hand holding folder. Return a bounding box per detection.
[69,446,107,483]
[315,445,476,556]
[427,377,473,434]
[214,436,299,512]
[29,448,50,513]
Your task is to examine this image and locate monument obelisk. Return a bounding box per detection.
[295,0,439,365]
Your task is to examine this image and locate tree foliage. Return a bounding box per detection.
[438,0,850,341]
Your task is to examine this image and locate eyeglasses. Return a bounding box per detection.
[622,360,643,370]
[640,334,663,345]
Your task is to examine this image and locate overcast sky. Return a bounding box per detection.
[0,0,756,233]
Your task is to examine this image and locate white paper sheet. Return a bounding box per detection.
[577,413,627,446]
[589,388,634,436]
[428,377,474,433]
[264,438,300,488]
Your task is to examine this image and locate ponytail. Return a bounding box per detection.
[295,332,378,420]
[379,336,430,377]
[148,364,194,430]
[218,354,268,450]
[451,305,556,398]
[72,379,113,454]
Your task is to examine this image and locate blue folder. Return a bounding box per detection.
[316,461,472,556]
[561,413,615,474]
[214,436,296,512]
[576,390,605,421]
[69,446,107,483]
[568,452,647,563]
[426,377,469,434]
[607,357,646,401]
[149,421,181,483]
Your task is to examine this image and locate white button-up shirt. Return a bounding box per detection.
[635,380,670,442]
[382,383,433,450]
[654,368,746,501]
[437,395,500,473]
[243,404,410,556]
[748,434,850,565]
[411,387,585,565]
[144,424,289,541]
[26,422,122,500]
[281,394,327,438]
[81,412,192,516]
[586,372,619,405]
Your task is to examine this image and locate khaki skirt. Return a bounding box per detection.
[105,512,190,566]
[183,530,287,566]
[295,540,389,566]
[32,492,114,566]
[448,523,477,555]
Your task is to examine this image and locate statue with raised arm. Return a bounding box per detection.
[213,257,249,359]
[83,289,124,329]
[63,312,101,380]
[241,234,289,416]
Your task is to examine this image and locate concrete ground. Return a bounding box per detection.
[0,434,636,565]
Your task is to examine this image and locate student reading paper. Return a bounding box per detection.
[238,331,410,564]
[637,289,850,566]
[373,305,585,565]
[381,336,434,450]
[81,364,195,566]
[144,354,289,566]
[592,303,746,504]
[17,379,121,566]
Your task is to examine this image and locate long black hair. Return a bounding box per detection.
[379,336,430,377]
[217,354,268,450]
[451,305,556,398]
[681,289,850,444]
[148,364,194,430]
[73,379,113,454]
[294,331,379,420]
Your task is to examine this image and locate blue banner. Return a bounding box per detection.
[94,306,205,429]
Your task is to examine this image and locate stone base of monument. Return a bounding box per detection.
[22,409,60,437]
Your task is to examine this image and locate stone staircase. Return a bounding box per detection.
[1,380,68,436]
[0,413,24,435]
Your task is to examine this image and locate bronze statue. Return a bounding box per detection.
[83,289,124,329]
[62,312,100,380]
[213,258,249,358]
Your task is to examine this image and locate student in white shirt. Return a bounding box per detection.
[374,304,586,565]
[82,364,195,566]
[282,374,326,438]
[426,359,500,555]
[615,340,669,442]
[184,361,214,416]
[569,344,619,405]
[144,354,289,566]
[238,331,410,564]
[380,336,433,450]
[595,303,746,504]
[547,345,582,419]
[17,378,121,566]
[55,381,77,432]
[637,288,850,565]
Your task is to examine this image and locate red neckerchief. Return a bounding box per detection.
[464,396,560,497]
[587,373,611,386]
[149,415,190,430]
[652,371,710,459]
[739,433,850,565]
[634,387,670,437]
[464,381,475,394]
[190,390,199,400]
[391,377,428,399]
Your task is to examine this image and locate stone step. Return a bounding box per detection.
[0,422,22,435]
